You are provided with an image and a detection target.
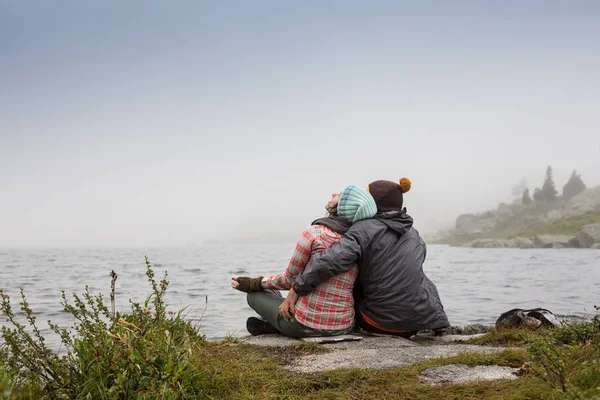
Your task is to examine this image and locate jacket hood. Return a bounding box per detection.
[311,216,351,234]
[375,208,413,235]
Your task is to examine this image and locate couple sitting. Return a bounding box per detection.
[231,178,449,338]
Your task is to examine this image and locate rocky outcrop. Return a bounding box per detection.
[544,186,600,223]
[572,185,600,205]
[454,213,497,235]
[508,237,535,248]
[455,214,478,230]
[531,234,578,248]
[462,235,587,249]
[438,186,600,248]
[462,234,600,249]
[576,223,600,248]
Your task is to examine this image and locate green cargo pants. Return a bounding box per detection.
[247,290,353,338]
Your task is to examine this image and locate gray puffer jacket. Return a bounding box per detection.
[294,210,450,331]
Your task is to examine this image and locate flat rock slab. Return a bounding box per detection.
[288,344,507,373]
[242,334,417,350]
[420,364,520,385]
[240,331,511,374]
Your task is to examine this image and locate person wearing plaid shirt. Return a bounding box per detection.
[232,185,377,337]
[263,222,356,332]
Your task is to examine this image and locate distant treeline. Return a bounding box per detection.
[515,167,586,205]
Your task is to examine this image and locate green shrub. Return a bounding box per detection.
[0,257,209,399]
[525,306,600,398]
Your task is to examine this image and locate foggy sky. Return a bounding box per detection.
[1,1,600,247]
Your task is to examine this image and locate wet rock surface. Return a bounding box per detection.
[576,223,600,248]
[531,234,578,249]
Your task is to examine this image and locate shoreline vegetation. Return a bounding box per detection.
[1,259,600,399]
[428,168,600,249]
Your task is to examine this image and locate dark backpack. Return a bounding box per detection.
[495,308,562,329]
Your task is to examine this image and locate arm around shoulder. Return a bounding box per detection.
[293,222,368,295]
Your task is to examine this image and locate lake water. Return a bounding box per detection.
[1,244,599,349]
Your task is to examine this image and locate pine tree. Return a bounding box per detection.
[562,170,586,200]
[541,166,558,202]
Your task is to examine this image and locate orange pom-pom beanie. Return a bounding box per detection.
[367,177,411,212]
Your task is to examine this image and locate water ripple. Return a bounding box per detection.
[1,245,599,349]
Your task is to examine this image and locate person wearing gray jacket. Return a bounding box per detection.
[289,177,450,336]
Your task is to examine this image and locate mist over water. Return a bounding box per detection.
[2,2,600,248]
[1,245,599,349]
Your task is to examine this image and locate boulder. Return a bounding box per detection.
[531,234,578,249]
[507,237,535,249]
[576,223,600,248]
[455,214,478,230]
[455,214,498,234]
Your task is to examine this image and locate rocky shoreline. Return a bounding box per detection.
[432,186,600,249]
[463,225,600,249]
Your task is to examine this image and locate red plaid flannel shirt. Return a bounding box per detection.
[262,225,357,331]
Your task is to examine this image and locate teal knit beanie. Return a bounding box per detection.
[337,185,377,223]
